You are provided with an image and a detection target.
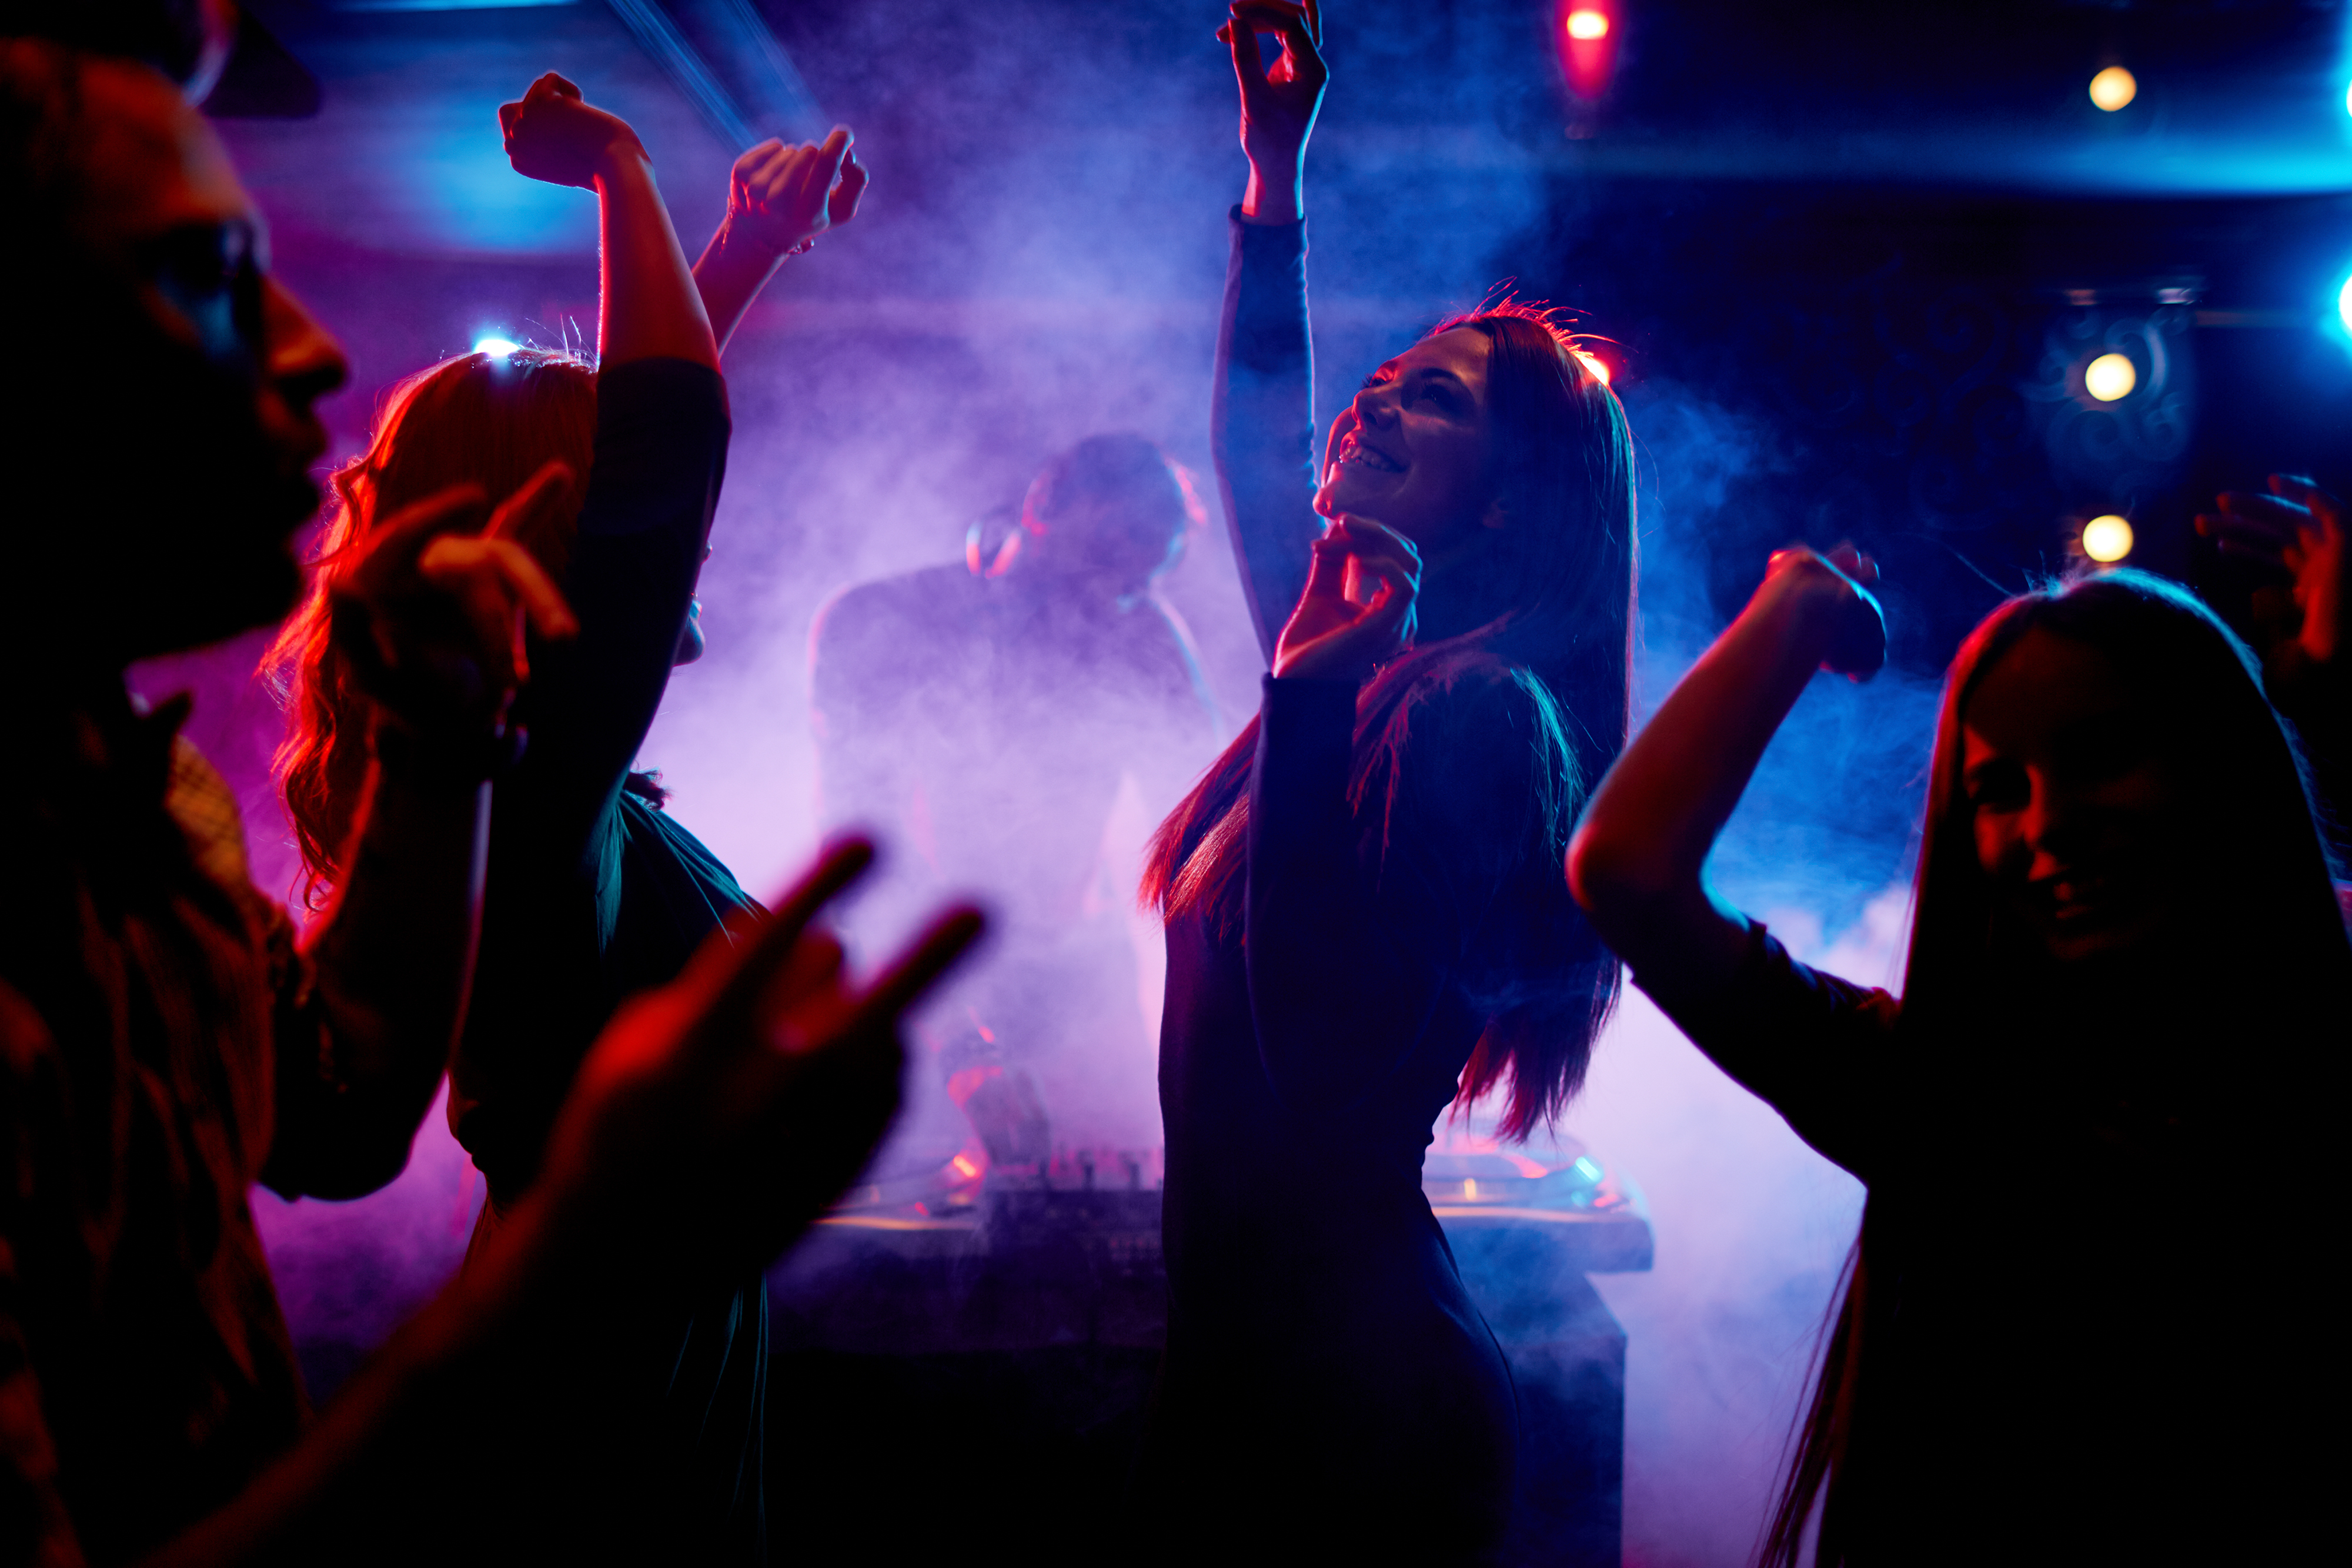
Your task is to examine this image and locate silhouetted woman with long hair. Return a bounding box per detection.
[1138,7,1635,1557]
[265,73,865,1562]
[1572,555,2348,1565]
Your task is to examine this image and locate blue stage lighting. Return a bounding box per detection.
[2337,275,2352,337]
[473,336,521,357]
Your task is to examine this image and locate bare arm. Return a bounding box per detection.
[499,73,716,370]
[1568,548,1885,1001]
[693,131,868,356]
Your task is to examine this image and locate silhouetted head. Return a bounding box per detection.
[1015,433,1201,599]
[266,346,596,904]
[1905,568,2347,1014]
[1,38,347,668]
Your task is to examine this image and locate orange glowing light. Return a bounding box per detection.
[951,1152,981,1181]
[1565,9,1609,40]
[1573,349,1612,385]
[1464,1178,1480,1200]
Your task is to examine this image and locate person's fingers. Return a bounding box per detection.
[477,539,579,643]
[2210,534,2291,567]
[736,137,784,179]
[829,152,869,226]
[753,142,798,203]
[1227,8,1268,95]
[2197,511,2294,561]
[419,541,526,690]
[717,838,880,1009]
[1301,534,1352,601]
[541,72,582,102]
[1332,517,1422,582]
[797,128,853,220]
[483,459,575,543]
[359,483,492,587]
[1279,0,1328,82]
[499,100,523,140]
[838,907,988,1047]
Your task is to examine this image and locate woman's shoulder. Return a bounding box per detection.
[1381,646,1560,760]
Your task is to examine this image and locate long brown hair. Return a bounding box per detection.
[263,347,597,907]
[1142,302,1638,1139]
[1762,568,2352,1568]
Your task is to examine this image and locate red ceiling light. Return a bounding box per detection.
[1560,4,1617,103]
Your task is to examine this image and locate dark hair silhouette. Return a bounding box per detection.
[1141,302,1638,1139]
[1762,567,2352,1568]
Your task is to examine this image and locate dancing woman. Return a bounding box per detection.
[1139,5,1635,1556]
[1569,553,2348,1564]
[266,74,864,1560]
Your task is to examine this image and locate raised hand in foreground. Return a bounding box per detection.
[523,838,983,1291]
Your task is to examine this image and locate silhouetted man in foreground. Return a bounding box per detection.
[0,24,975,1564]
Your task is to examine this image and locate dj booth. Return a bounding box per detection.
[767,1139,1652,1565]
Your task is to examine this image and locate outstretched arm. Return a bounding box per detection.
[500,73,716,370]
[1211,0,1328,661]
[693,131,868,356]
[1568,547,1885,1002]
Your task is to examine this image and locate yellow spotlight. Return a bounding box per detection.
[2082,514,2134,563]
[1566,9,1609,41]
[1573,349,1612,385]
[2089,66,2137,112]
[2083,352,2136,402]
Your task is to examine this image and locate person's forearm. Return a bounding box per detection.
[295,730,491,1194]
[596,151,719,370]
[140,1188,662,1566]
[1212,213,1318,664]
[1241,155,1301,224]
[1569,571,1839,992]
[692,222,783,357]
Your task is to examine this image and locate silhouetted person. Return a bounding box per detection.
[263,74,867,1560]
[812,432,1221,1145]
[1572,554,2347,1565]
[1135,7,1633,1559]
[0,31,975,1564]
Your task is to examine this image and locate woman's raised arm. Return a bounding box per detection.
[500,72,716,370]
[1568,547,1886,1001]
[1211,1,1329,661]
[693,130,868,356]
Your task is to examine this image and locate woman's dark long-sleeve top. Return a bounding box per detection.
[441,358,768,1562]
[1644,925,2326,1566]
[1151,213,1591,1560]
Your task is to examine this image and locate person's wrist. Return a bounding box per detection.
[590,133,653,187]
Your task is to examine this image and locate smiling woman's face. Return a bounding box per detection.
[1961,627,2193,964]
[1315,327,1501,560]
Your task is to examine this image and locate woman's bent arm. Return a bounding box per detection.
[1569,548,1885,1000]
